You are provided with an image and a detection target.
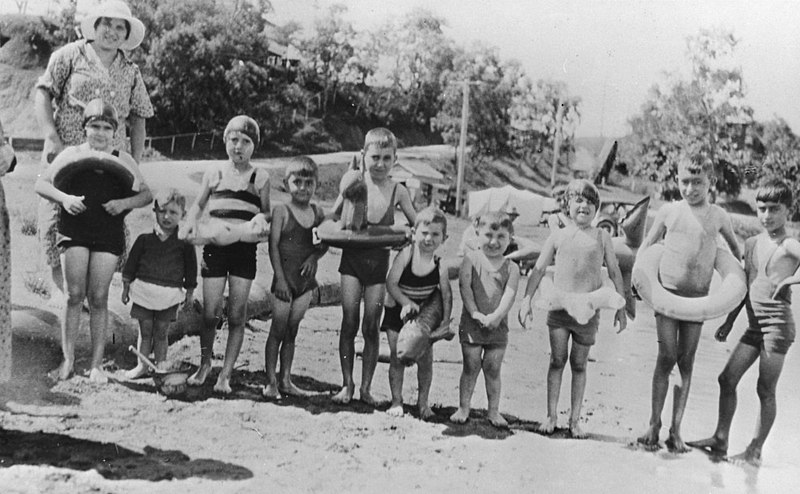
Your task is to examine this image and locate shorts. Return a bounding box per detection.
[740,324,795,355]
[201,241,257,280]
[547,309,599,346]
[131,303,179,323]
[381,304,403,332]
[58,235,125,257]
[338,247,390,286]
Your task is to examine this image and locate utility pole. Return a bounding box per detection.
[455,81,470,217]
[550,99,564,188]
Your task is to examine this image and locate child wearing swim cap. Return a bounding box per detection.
[520,179,627,438]
[688,179,800,467]
[183,114,270,394]
[636,155,742,453]
[34,98,153,383]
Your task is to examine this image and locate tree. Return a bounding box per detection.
[624,28,755,197]
[751,118,800,218]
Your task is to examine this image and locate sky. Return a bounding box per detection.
[7,0,799,138]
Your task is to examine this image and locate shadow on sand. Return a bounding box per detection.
[0,428,252,481]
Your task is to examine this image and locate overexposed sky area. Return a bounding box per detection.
[270,0,800,138]
[8,0,799,137]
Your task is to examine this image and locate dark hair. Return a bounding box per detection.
[284,156,319,180]
[415,206,448,236]
[677,154,714,177]
[565,179,600,210]
[756,179,792,208]
[95,17,131,40]
[476,211,514,236]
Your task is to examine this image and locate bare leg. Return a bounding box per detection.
[729,348,786,467]
[540,327,569,434]
[688,342,759,456]
[84,251,117,384]
[568,339,592,438]
[387,329,405,416]
[450,343,482,423]
[666,321,702,453]
[188,277,225,386]
[416,346,434,420]
[358,283,386,406]
[278,291,313,397]
[638,314,679,449]
[333,275,361,404]
[483,346,508,428]
[214,275,252,394]
[52,248,89,380]
[264,295,291,399]
[126,318,154,379]
[152,319,170,367]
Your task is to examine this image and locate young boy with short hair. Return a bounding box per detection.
[450,211,520,428]
[637,155,742,452]
[263,156,327,399]
[688,179,800,466]
[122,189,197,378]
[383,207,453,419]
[332,127,416,405]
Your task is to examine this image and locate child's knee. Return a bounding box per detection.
[86,292,108,309]
[756,379,777,402]
[549,354,568,370]
[569,357,588,374]
[66,288,86,305]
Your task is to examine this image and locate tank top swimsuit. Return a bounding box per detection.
[273,203,324,298]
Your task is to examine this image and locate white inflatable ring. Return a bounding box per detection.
[179,216,269,246]
[530,267,625,325]
[632,244,746,322]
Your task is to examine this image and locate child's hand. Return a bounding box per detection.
[274,278,292,303]
[252,212,269,233]
[121,285,130,305]
[299,257,318,279]
[471,311,489,327]
[102,199,128,216]
[400,302,420,320]
[62,195,86,215]
[182,293,194,311]
[771,280,796,300]
[518,296,532,329]
[715,321,733,342]
[614,308,627,333]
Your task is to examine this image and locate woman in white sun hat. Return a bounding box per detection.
[34,0,154,301]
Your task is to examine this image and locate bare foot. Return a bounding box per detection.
[279,382,312,398]
[449,408,470,424]
[124,364,150,380]
[331,386,354,404]
[686,436,728,457]
[537,416,557,435]
[213,374,232,394]
[729,444,762,468]
[665,429,689,454]
[359,389,378,407]
[88,367,108,384]
[187,364,211,386]
[48,360,74,381]
[488,412,509,429]
[262,383,281,400]
[637,424,662,451]
[569,420,587,439]
[386,404,404,417]
[418,406,435,421]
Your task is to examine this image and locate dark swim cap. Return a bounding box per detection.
[83,99,119,131]
[224,115,260,148]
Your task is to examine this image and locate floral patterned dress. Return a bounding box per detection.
[0,143,13,381]
[36,39,154,271]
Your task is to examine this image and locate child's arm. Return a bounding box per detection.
[182,241,198,309]
[299,206,329,277]
[386,247,419,318]
[120,235,145,304]
[602,230,627,332]
[34,152,86,214]
[519,233,557,315]
[717,210,742,260]
[438,259,453,327]
[268,205,291,302]
[715,298,746,342]
[250,171,271,232]
[395,185,417,226]
[102,154,152,215]
[459,253,487,326]
[640,205,668,250]
[486,263,521,329]
[327,194,344,221]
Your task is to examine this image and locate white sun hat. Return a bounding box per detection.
[80,0,145,51]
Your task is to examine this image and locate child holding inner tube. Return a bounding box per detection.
[450,211,520,428]
[121,189,197,379]
[183,115,270,394]
[382,207,453,419]
[35,98,152,382]
[688,179,800,467]
[263,156,327,399]
[520,179,626,437]
[331,127,416,405]
[637,155,741,453]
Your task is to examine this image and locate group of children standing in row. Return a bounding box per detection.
[36,103,799,467]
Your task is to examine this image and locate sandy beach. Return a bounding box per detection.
[1,153,799,493]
